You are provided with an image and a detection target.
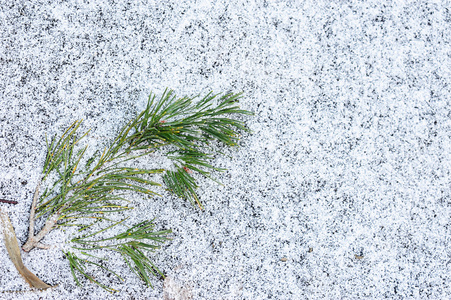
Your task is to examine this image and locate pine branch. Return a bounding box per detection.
[67,219,170,291]
[17,89,252,291]
[128,89,253,207]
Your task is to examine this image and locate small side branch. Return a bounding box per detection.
[34,215,59,243]
[36,242,52,250]
[28,177,42,240]
[22,176,58,252]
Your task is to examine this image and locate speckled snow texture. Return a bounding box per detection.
[0,0,450,299]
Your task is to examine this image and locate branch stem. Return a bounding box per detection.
[28,176,42,240]
[23,176,59,252]
[22,215,59,252]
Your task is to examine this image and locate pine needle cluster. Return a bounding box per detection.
[22,89,252,291]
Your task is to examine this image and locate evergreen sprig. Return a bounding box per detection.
[129,89,252,207]
[66,219,171,291]
[21,89,252,291]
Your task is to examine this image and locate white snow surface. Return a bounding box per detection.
[0,0,450,299]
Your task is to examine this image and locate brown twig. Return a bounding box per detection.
[0,199,18,205]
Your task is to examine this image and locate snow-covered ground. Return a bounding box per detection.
[1,1,450,299]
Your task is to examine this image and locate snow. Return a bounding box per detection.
[1,0,450,299]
